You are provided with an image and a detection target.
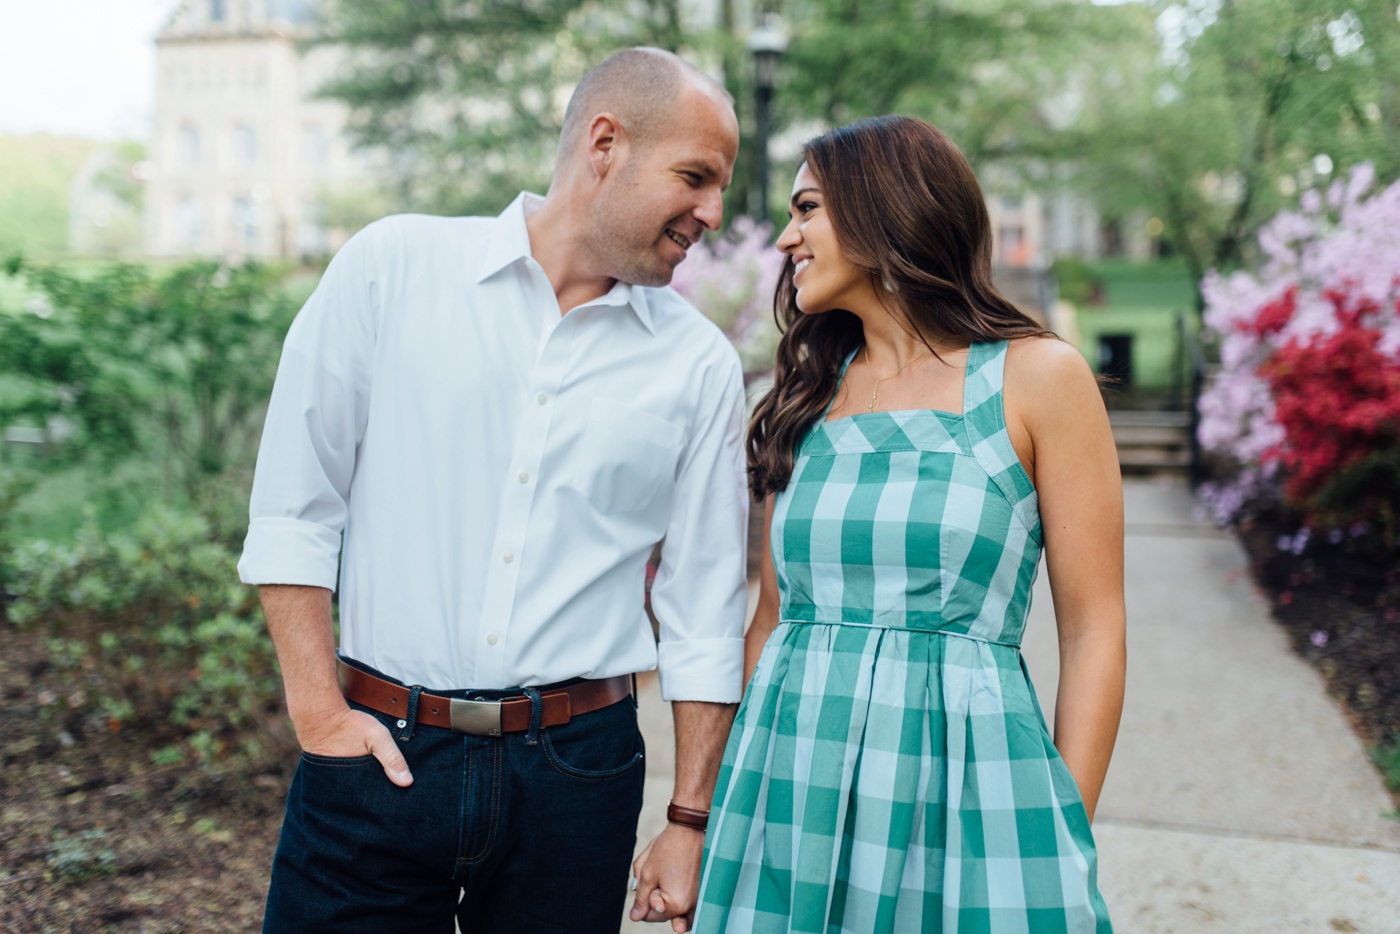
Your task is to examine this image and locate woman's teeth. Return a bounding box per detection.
[795,259,811,275]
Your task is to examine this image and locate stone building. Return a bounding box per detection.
[144,0,370,259]
[985,182,1154,270]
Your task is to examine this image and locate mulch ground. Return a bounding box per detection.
[1238,514,1400,770]
[0,628,292,933]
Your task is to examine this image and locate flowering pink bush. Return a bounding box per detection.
[670,218,786,373]
[1198,164,1400,536]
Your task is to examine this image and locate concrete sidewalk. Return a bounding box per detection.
[623,477,1400,932]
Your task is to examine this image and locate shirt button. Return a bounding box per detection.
[502,550,514,563]
[518,471,529,483]
[486,633,499,645]
[536,392,548,405]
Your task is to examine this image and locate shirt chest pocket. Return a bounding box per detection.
[570,399,684,515]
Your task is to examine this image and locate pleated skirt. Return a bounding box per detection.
[693,621,1112,934]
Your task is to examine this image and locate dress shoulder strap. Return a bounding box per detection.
[962,340,1009,446]
[961,341,1042,543]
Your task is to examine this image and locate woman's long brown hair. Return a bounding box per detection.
[747,115,1050,499]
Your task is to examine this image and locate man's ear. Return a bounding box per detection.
[586,113,625,180]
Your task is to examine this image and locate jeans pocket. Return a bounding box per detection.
[299,751,379,767]
[540,702,645,781]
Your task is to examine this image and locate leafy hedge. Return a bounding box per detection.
[8,509,286,766]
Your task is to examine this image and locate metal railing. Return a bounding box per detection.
[1169,311,1208,487]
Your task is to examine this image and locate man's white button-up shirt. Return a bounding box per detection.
[238,193,750,703]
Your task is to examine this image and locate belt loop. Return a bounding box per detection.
[398,685,424,742]
[523,687,543,746]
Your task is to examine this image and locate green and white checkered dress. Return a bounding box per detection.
[695,341,1111,933]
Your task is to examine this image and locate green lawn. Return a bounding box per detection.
[0,134,102,260]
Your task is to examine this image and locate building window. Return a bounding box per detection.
[300,125,328,167]
[176,195,201,249]
[232,125,258,166]
[998,224,1028,266]
[231,196,258,252]
[178,125,201,166]
[210,0,227,21]
[297,200,328,256]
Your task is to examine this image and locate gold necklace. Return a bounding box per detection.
[865,343,928,413]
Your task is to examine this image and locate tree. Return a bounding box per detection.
[311,0,1136,226]
[1073,0,1400,309]
[310,0,698,216]
[757,0,1147,233]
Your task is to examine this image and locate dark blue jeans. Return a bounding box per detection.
[263,662,646,933]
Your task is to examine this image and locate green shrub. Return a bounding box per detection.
[0,468,33,618]
[0,256,295,517]
[1374,739,1400,813]
[8,507,285,765]
[1051,257,1098,307]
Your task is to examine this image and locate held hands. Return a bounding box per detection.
[295,705,414,787]
[630,822,705,932]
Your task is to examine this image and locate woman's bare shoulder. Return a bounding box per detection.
[1005,335,1096,393]
[1002,335,1105,434]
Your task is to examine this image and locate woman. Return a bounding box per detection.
[693,116,1125,933]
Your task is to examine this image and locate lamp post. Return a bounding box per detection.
[748,16,787,223]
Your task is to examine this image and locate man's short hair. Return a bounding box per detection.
[558,47,729,161]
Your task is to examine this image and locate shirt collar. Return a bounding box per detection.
[476,192,656,335]
[475,191,539,284]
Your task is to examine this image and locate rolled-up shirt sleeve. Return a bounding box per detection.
[238,225,381,589]
[649,349,750,703]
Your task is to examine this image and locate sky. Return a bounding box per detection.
[0,0,173,140]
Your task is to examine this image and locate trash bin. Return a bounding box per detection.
[1098,333,1134,387]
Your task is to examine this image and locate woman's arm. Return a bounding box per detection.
[743,495,782,688]
[1006,338,1127,822]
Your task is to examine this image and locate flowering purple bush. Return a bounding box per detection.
[1197,164,1400,531]
[670,218,786,374]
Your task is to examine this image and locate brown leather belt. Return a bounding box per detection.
[337,661,632,737]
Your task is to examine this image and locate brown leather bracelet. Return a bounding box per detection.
[666,803,710,831]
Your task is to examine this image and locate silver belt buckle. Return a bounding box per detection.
[450,698,503,736]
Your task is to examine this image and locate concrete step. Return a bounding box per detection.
[1108,410,1192,429]
[1118,447,1192,471]
[1109,409,1193,473]
[1112,425,1191,449]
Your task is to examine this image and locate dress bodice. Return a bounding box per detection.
[771,340,1043,645]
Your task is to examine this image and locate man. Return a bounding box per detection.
[238,47,748,933]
